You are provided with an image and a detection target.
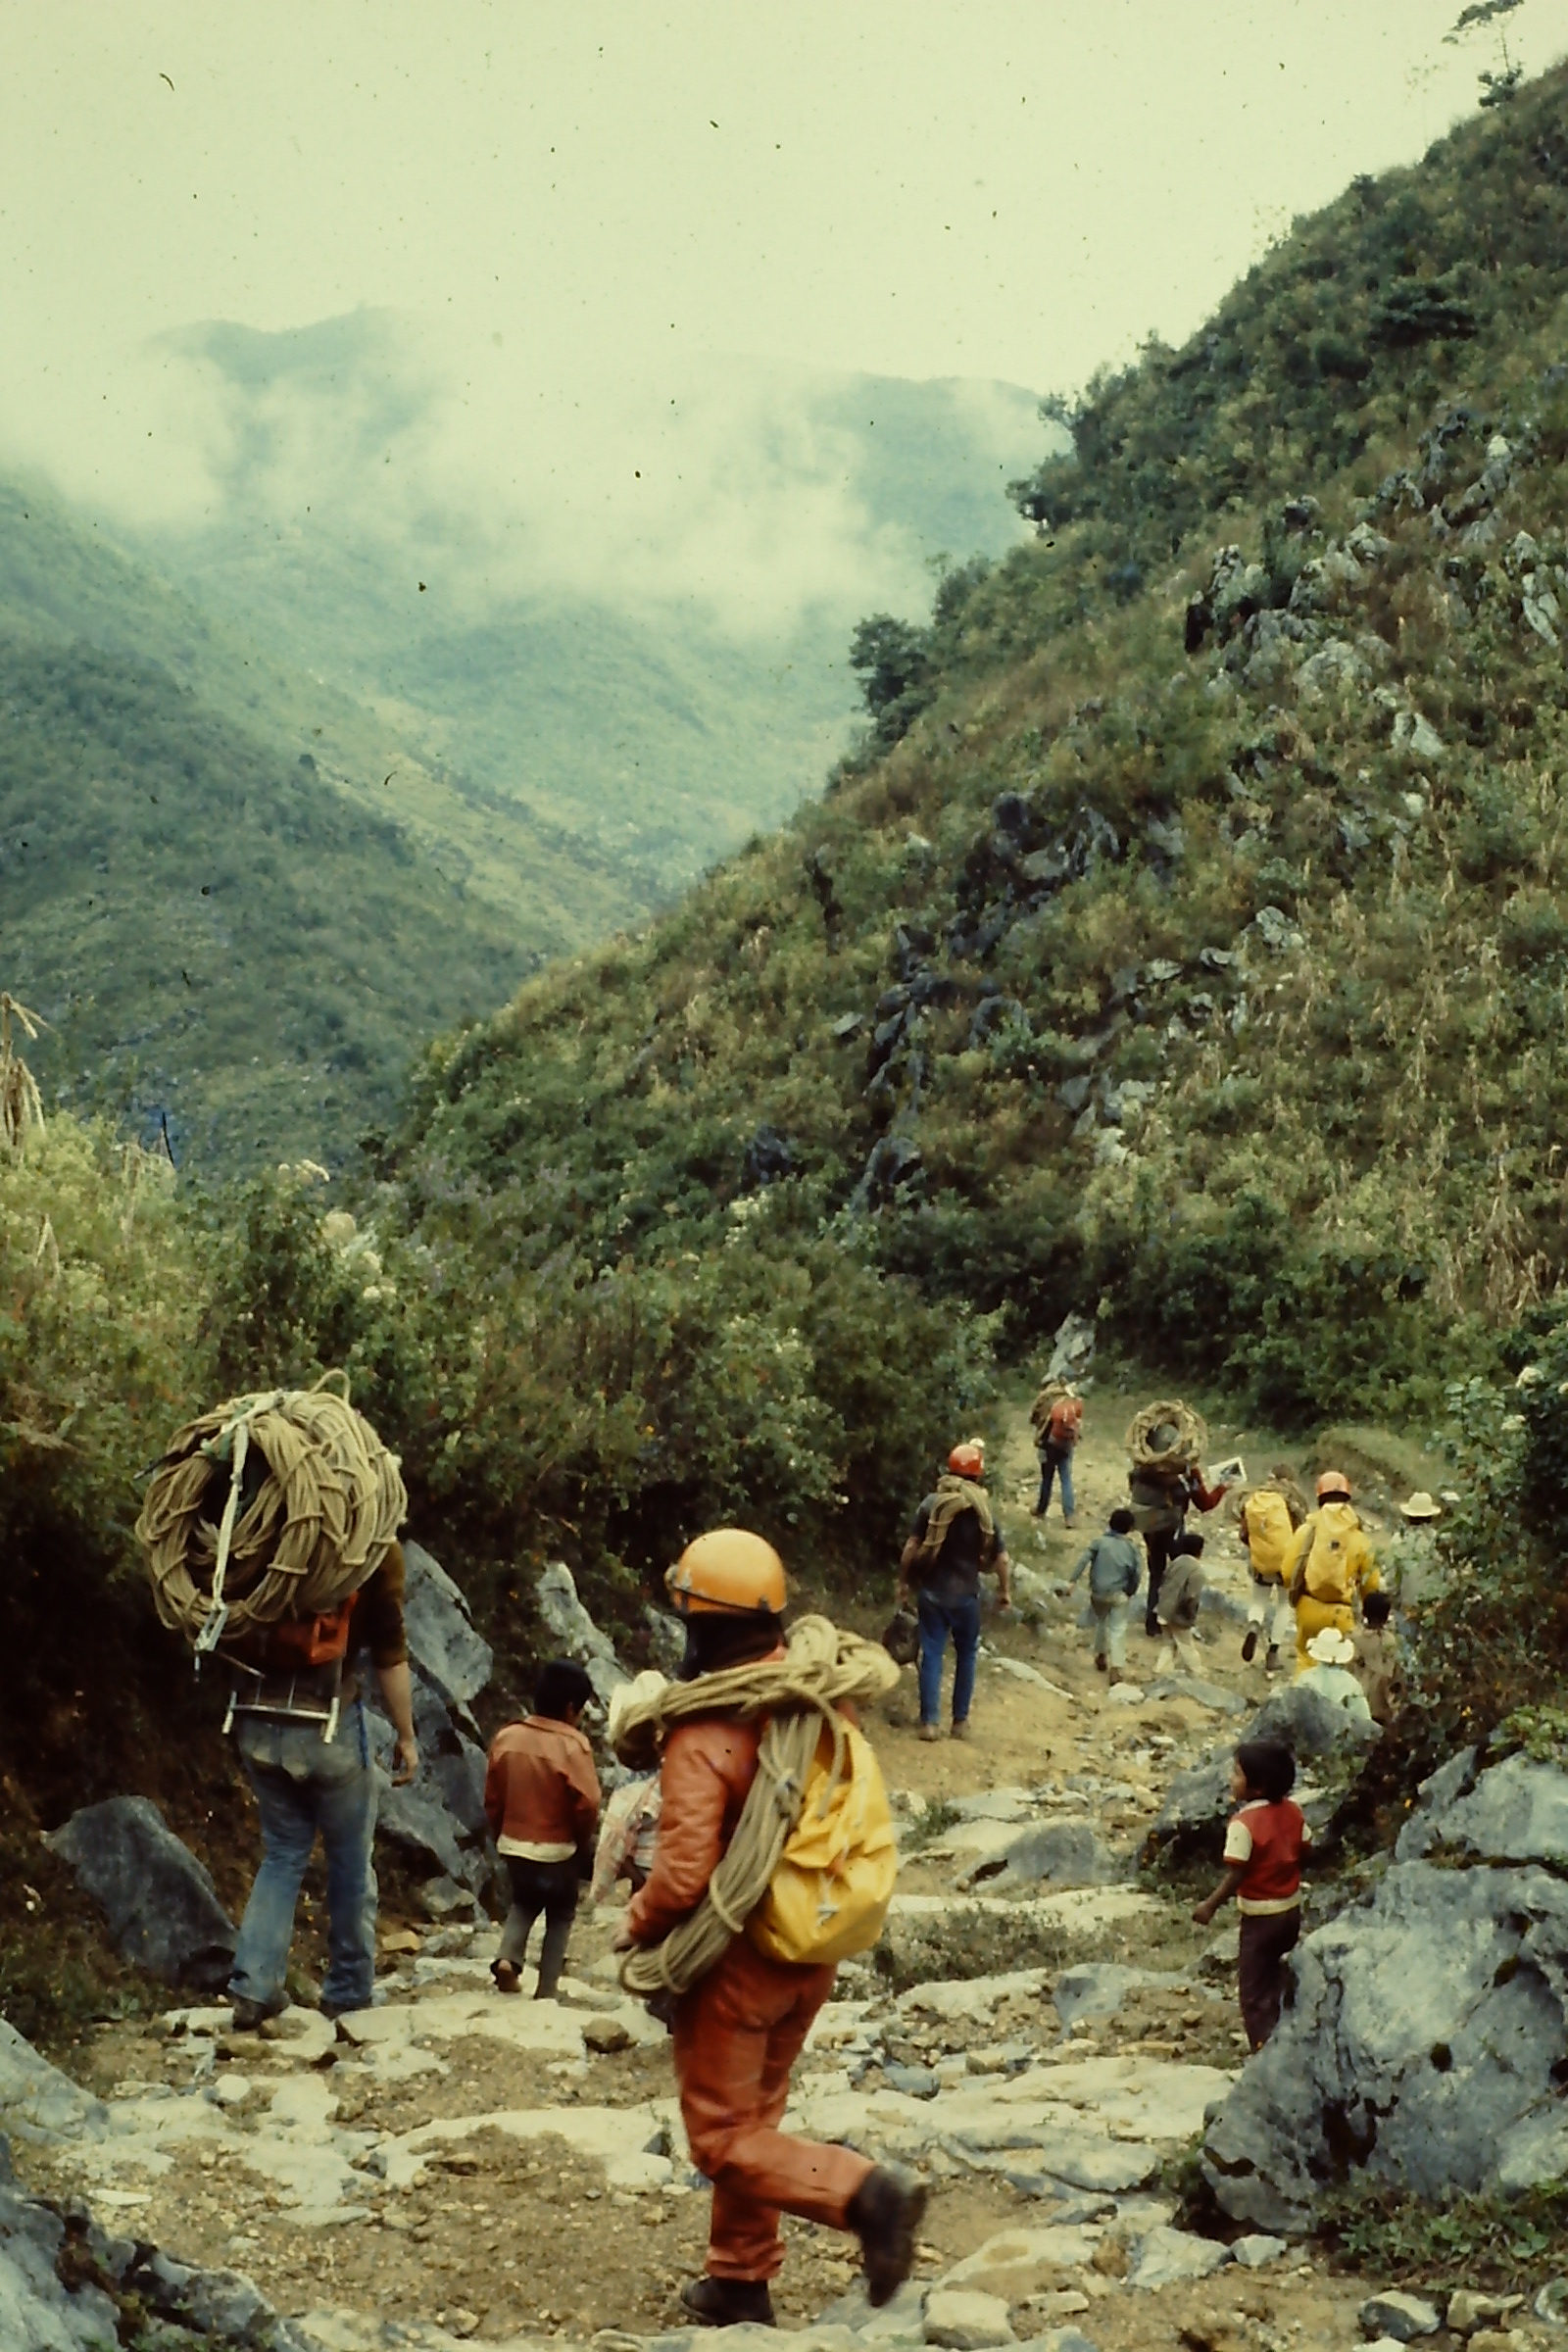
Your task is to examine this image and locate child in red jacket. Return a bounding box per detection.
[484,1659,600,1998]
[1192,1738,1309,2049]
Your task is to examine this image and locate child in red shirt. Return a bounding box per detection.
[1192,1739,1309,2049]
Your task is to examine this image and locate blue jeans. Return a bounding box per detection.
[917,1592,981,1727]
[229,1700,378,2013]
[1036,1445,1075,1520]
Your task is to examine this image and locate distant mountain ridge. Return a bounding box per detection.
[0,361,1040,1164]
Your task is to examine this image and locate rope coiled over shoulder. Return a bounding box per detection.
[136,1374,407,1652]
[1125,1397,1208,1473]
[615,1613,898,2001]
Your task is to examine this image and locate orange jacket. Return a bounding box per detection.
[483,1716,601,1852]
[625,1713,761,1945]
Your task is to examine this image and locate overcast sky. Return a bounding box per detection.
[5,2,1567,628]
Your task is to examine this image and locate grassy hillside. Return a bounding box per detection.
[0,636,555,1166]
[389,60,1568,1431]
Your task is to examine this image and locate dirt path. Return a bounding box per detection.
[13,1382,1448,2351]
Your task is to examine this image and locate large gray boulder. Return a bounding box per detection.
[1249,1678,1381,1759]
[401,1540,493,1727]
[0,2173,120,2351]
[1151,1676,1379,1860]
[368,1679,494,1895]
[0,2026,107,2145]
[44,1797,235,1990]
[969,1821,1128,1892]
[536,1561,630,1706]
[1202,1752,1568,2230]
[0,2169,313,2351]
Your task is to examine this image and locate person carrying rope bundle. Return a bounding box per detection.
[1125,1402,1230,1642]
[137,1382,418,2030]
[612,1530,926,2328]
[895,1441,1012,1741]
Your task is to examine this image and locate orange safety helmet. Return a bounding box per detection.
[948,1443,985,1480]
[1315,1469,1352,1502]
[666,1528,787,1618]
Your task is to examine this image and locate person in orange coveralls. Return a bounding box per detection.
[618,1528,925,2328]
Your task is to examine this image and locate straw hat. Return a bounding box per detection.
[1305,1628,1355,1666]
[1399,1491,1442,1522]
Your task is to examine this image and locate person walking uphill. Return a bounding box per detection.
[136,1382,417,2034]
[896,1443,1011,1741]
[1238,1466,1306,1673]
[1056,1507,1141,1681]
[227,1540,417,2029]
[484,1660,600,1999]
[1124,1402,1230,1641]
[615,1531,926,2328]
[1284,1470,1381,1668]
[1030,1383,1083,1527]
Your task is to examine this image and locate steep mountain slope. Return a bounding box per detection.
[390,62,1568,1428]
[0,637,554,1167]
[135,343,1041,890]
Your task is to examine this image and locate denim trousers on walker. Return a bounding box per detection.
[229,1698,378,2013]
[916,1592,981,1726]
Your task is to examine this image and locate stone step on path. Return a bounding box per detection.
[10,1626,1495,2352]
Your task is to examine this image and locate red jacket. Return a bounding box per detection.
[625,1714,761,1945]
[484,1716,601,1852]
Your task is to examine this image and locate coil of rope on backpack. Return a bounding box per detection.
[136,1372,407,1656]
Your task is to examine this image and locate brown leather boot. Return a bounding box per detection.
[847,2163,928,2306]
[679,2276,776,2327]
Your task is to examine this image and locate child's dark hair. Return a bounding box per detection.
[534,1658,596,1720]
[1235,1738,1296,1803]
[1362,1590,1393,1628]
[1109,1506,1136,1535]
[1172,1530,1205,1558]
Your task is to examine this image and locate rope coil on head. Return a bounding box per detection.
[136,1374,407,1652]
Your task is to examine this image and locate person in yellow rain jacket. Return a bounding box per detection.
[1238,1467,1307,1674]
[1285,1471,1381,1668]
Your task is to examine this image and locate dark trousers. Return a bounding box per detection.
[1144,1529,1179,1632]
[1238,1907,1301,2048]
[498,1855,580,1996]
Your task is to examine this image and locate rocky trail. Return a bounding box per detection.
[3,1390,1564,2352]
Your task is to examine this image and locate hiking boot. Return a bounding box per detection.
[1062,1514,1077,1530]
[679,2276,776,2328]
[951,1718,973,1741]
[1107,1668,1124,1687]
[1241,1628,1259,1664]
[848,2163,928,2307]
[491,1959,521,1996]
[1264,1644,1282,1674]
[229,1992,287,2033]
[1095,1655,1107,1673]
[320,1997,372,2024]
[918,1722,943,1742]
[1144,1619,1160,1640]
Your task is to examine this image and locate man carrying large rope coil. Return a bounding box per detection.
[138,1379,418,2030]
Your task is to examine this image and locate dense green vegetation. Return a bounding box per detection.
[0,636,543,1167]
[390,62,1568,1438]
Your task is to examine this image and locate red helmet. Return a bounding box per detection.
[948,1443,985,1479]
[1315,1469,1352,1502]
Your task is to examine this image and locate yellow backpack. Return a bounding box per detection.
[1244,1489,1295,1582]
[1303,1504,1360,1604]
[748,1719,897,1967]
